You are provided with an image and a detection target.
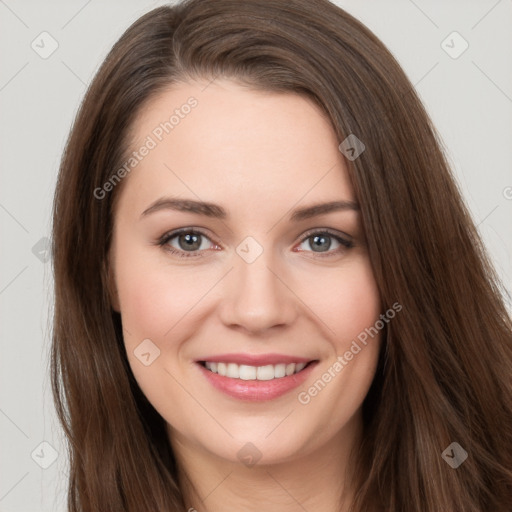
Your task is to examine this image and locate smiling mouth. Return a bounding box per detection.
[198,360,316,381]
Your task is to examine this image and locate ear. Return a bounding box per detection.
[104,254,120,313]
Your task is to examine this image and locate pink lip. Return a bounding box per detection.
[196,360,319,401]
[196,353,313,366]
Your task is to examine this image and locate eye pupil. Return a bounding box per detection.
[179,233,201,251]
[310,235,331,252]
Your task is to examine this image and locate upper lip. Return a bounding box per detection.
[197,353,315,366]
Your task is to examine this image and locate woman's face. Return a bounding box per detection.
[110,79,382,465]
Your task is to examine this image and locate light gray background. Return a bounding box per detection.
[1,1,511,510]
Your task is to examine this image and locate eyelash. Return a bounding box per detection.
[157,227,354,259]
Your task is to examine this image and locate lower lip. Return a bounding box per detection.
[197,362,318,401]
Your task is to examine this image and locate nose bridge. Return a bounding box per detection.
[218,236,296,333]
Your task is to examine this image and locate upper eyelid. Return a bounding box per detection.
[160,227,214,244]
[298,227,352,242]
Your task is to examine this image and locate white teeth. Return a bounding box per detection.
[217,362,227,376]
[239,365,257,380]
[285,363,295,376]
[295,362,306,373]
[274,363,286,378]
[256,365,275,381]
[203,361,310,380]
[226,363,239,378]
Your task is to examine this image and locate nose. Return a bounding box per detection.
[217,249,298,335]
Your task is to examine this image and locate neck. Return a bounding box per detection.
[169,413,363,512]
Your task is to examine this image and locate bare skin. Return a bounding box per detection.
[109,79,382,512]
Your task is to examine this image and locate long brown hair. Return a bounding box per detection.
[51,0,512,510]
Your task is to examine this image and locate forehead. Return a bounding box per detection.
[118,79,354,216]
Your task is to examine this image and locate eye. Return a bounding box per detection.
[295,229,354,257]
[157,227,354,259]
[158,229,218,258]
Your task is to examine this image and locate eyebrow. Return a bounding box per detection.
[140,197,359,221]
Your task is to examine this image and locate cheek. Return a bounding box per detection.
[340,261,381,339]
[293,259,382,441]
[117,245,381,356]
[115,249,204,342]
[114,249,200,409]
[113,239,383,452]
[303,257,381,346]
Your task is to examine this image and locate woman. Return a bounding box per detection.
[51,0,512,510]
